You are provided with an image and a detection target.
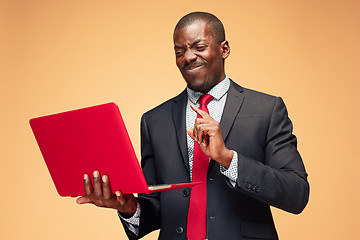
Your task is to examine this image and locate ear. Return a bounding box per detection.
[220,40,230,59]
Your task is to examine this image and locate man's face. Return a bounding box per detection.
[173,20,229,93]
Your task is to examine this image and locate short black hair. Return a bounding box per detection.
[174,12,226,43]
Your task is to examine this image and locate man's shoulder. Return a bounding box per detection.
[228,80,284,114]
[229,79,278,101]
[243,87,278,100]
[142,89,187,117]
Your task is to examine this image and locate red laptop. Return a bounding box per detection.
[30,102,199,197]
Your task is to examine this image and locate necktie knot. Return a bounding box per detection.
[198,94,213,108]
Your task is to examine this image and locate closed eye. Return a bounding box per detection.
[196,45,207,51]
[175,47,185,56]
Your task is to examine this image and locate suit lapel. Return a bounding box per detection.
[209,80,245,170]
[220,80,245,141]
[171,90,190,172]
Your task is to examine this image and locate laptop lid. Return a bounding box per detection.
[30,103,155,196]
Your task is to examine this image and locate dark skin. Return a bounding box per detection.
[76,171,137,216]
[187,104,234,168]
[77,19,233,216]
[174,20,229,94]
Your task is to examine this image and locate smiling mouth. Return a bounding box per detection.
[184,64,204,71]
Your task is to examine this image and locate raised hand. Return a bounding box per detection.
[187,104,233,168]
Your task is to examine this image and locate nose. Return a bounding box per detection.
[183,49,197,63]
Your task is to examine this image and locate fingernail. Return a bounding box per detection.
[93,171,99,178]
[115,191,121,197]
[84,174,88,181]
[102,175,107,183]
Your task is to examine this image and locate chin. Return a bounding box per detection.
[187,80,213,93]
[183,72,214,93]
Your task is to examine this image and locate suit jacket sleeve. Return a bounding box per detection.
[234,97,309,214]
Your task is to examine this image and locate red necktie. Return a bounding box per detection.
[187,94,213,240]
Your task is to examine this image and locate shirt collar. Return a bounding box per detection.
[186,75,230,104]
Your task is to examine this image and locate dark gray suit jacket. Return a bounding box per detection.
[121,80,309,240]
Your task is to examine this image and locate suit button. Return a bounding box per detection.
[251,185,256,191]
[183,189,189,197]
[176,226,184,234]
[255,187,260,193]
[245,183,251,189]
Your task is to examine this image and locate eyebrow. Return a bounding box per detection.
[174,39,206,49]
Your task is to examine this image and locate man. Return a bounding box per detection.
[77,12,309,240]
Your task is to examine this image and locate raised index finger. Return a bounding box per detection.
[190,104,210,118]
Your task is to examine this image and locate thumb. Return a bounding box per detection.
[76,196,91,204]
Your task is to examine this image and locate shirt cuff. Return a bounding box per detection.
[118,201,140,236]
[220,150,238,186]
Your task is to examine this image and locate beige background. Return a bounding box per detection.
[1,0,359,239]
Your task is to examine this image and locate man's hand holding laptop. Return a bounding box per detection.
[76,170,137,217]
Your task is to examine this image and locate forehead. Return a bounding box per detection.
[173,20,214,45]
